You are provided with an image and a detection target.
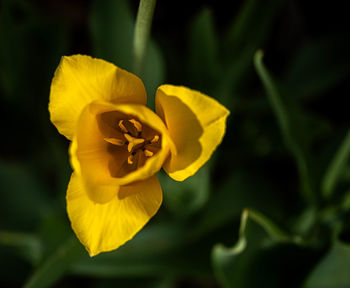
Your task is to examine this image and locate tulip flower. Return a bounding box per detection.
[49,55,229,256]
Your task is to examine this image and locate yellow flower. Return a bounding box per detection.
[49,55,229,256]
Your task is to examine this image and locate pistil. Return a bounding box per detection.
[124,133,145,152]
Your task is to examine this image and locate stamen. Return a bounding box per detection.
[129,119,142,132]
[144,149,153,157]
[118,120,128,133]
[104,138,124,146]
[151,135,159,143]
[127,154,134,164]
[124,134,145,152]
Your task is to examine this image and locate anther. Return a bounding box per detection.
[144,149,153,157]
[104,138,124,146]
[127,154,133,164]
[128,119,142,132]
[118,120,128,133]
[150,135,159,143]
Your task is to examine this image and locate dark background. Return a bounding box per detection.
[1,0,349,287]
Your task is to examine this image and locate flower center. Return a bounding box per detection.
[103,117,161,171]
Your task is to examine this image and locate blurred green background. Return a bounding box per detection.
[1,0,350,287]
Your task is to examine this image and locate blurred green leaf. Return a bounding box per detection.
[0,0,34,101]
[143,40,165,109]
[341,191,350,212]
[70,223,209,278]
[37,211,73,259]
[24,237,84,288]
[0,161,49,230]
[0,0,67,104]
[304,240,350,288]
[224,0,270,57]
[286,35,350,101]
[90,0,164,107]
[90,0,134,70]
[156,166,210,217]
[212,209,303,288]
[94,277,176,288]
[192,171,283,240]
[254,50,315,204]
[188,7,221,92]
[0,231,42,264]
[217,0,282,108]
[322,129,350,199]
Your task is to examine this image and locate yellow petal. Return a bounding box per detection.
[66,173,162,256]
[155,85,229,181]
[70,101,174,200]
[49,55,147,140]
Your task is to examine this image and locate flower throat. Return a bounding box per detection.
[103,117,161,171]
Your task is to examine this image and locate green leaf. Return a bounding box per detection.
[90,0,165,107]
[23,237,85,288]
[217,0,283,108]
[188,7,221,92]
[132,0,157,76]
[90,0,134,70]
[159,165,210,218]
[0,161,49,230]
[143,40,165,109]
[304,241,350,288]
[223,0,259,56]
[285,35,350,101]
[192,171,284,240]
[254,50,315,204]
[70,223,209,278]
[212,209,303,288]
[0,0,68,104]
[0,231,42,264]
[322,130,350,199]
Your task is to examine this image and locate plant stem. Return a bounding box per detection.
[133,0,157,76]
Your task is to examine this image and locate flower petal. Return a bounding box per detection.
[71,100,173,201]
[49,55,147,140]
[66,173,162,256]
[155,85,229,181]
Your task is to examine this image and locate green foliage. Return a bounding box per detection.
[90,0,164,108]
[90,0,134,70]
[159,165,210,217]
[254,50,315,203]
[188,8,221,92]
[0,0,349,287]
[322,130,350,199]
[212,209,304,288]
[24,237,84,288]
[304,241,350,288]
[285,36,350,102]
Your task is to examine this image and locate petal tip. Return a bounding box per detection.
[156,84,229,182]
